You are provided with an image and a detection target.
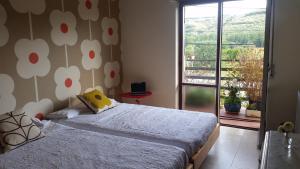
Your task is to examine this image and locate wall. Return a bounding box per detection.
[0,0,122,117]
[119,0,178,108]
[266,0,300,129]
[119,0,300,130]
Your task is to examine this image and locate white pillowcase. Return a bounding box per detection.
[46,108,80,120]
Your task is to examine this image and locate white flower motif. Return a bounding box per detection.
[23,99,53,117]
[102,17,118,45]
[85,85,103,93]
[0,4,7,25]
[78,0,99,21]
[54,66,81,101]
[81,40,102,70]
[50,10,78,46]
[9,0,46,15]
[104,61,120,88]
[15,39,50,79]
[0,74,16,114]
[0,4,9,47]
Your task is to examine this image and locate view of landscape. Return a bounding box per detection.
[182,0,266,122]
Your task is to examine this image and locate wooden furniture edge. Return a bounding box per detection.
[186,164,193,169]
[192,123,220,169]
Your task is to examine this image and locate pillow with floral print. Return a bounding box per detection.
[0,109,44,153]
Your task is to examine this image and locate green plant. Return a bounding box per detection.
[224,96,241,105]
[185,88,214,107]
[224,78,241,105]
[277,121,295,133]
[247,103,257,110]
[238,48,264,103]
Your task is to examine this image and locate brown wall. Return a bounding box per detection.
[0,0,122,117]
[119,0,178,108]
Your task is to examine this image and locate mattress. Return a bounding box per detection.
[0,122,188,169]
[61,103,218,157]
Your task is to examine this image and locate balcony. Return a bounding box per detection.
[183,47,263,130]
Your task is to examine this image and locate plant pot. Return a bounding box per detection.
[224,103,241,114]
[246,109,261,118]
[249,100,262,111]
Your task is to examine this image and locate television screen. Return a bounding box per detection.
[131,82,146,95]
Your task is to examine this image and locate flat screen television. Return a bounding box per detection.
[296,91,300,133]
[131,82,146,95]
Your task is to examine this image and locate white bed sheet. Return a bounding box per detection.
[61,103,218,157]
[0,122,188,169]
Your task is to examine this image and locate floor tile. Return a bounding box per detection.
[200,126,260,169]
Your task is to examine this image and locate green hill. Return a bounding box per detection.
[185,10,266,47]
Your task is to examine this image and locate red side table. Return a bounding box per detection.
[120,91,152,104]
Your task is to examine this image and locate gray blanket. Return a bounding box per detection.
[0,122,188,169]
[62,103,217,157]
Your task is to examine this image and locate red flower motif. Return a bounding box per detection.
[15,39,50,79]
[60,23,69,33]
[50,10,78,46]
[102,17,118,45]
[104,61,120,88]
[108,27,113,36]
[65,78,73,88]
[110,70,115,78]
[54,66,81,101]
[81,40,102,70]
[85,0,92,9]
[29,52,39,64]
[89,50,95,59]
[78,0,99,21]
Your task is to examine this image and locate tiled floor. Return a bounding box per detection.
[200,126,260,169]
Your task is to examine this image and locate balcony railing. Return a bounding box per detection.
[183,58,256,101]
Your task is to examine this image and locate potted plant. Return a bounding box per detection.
[277,121,295,149]
[246,102,262,118]
[238,48,264,118]
[224,79,241,114]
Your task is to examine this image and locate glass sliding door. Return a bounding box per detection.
[219,0,266,129]
[179,0,268,132]
[180,2,221,115]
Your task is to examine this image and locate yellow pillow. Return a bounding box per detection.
[82,89,112,110]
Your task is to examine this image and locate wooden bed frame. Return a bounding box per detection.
[191,123,220,169]
[186,164,194,169]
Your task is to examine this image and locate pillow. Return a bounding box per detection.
[46,108,80,120]
[78,89,118,113]
[0,109,44,152]
[83,89,112,108]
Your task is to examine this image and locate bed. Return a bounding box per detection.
[0,122,190,169]
[58,103,220,169]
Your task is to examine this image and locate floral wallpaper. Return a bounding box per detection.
[0,0,122,117]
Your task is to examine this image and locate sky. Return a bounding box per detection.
[185,0,267,18]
